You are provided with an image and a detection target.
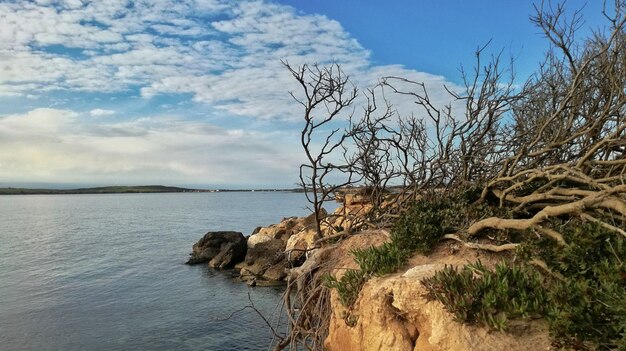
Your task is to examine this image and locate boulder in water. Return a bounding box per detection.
[186,231,247,268]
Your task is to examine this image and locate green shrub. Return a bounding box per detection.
[327,191,487,312]
[326,195,465,310]
[325,243,410,309]
[327,188,526,329]
[426,222,626,350]
[352,242,410,276]
[391,195,466,254]
[422,260,550,331]
[325,269,367,307]
[328,190,626,348]
[545,222,626,350]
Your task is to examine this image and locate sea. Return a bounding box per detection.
[0,192,312,351]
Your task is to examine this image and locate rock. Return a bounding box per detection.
[325,201,374,233]
[242,239,285,271]
[238,238,289,284]
[208,244,246,269]
[324,242,552,351]
[246,212,324,249]
[246,238,284,264]
[285,228,319,266]
[343,193,370,206]
[262,263,287,281]
[246,277,285,287]
[254,279,285,287]
[247,216,302,248]
[303,208,327,227]
[247,230,274,248]
[237,209,331,284]
[186,231,247,269]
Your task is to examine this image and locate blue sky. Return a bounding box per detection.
[0,0,610,188]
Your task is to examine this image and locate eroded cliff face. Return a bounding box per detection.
[323,235,552,351]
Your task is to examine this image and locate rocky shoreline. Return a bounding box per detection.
[185,193,553,350]
[186,208,332,286]
[185,191,374,286]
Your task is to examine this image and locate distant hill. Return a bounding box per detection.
[0,185,199,195]
[0,185,304,195]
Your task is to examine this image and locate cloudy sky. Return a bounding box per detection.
[0,0,607,188]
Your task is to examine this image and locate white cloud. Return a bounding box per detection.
[89,108,115,117]
[0,0,460,121]
[0,1,470,185]
[0,108,302,185]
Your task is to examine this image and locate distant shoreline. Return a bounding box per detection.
[0,185,303,195]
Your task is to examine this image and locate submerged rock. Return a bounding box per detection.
[186,231,247,268]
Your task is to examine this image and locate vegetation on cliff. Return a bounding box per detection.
[279,1,626,350]
[422,222,626,349]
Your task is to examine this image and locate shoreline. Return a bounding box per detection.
[188,192,555,350]
[0,186,303,196]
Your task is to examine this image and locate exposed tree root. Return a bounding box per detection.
[469,185,626,239]
[442,234,520,252]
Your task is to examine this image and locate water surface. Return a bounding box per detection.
[0,192,310,351]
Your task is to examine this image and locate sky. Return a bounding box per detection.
[0,0,611,188]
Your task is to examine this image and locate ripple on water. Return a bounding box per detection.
[0,192,307,351]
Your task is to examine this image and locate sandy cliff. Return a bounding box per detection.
[323,232,552,351]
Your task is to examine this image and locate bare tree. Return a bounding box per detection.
[286,3,626,248]
[284,61,359,238]
[278,2,626,349]
[384,45,516,188]
[470,1,626,242]
[348,85,400,216]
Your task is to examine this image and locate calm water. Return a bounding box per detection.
[0,192,310,351]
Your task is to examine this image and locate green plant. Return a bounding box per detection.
[422,260,550,331]
[327,192,486,313]
[391,195,466,254]
[325,270,368,307]
[427,222,626,350]
[325,243,411,309]
[544,222,626,350]
[352,243,410,276]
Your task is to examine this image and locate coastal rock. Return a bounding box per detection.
[239,238,286,278]
[262,263,287,281]
[287,230,390,300]
[324,242,552,351]
[285,228,319,265]
[245,238,285,265]
[325,201,373,232]
[343,192,370,206]
[246,210,329,248]
[302,208,327,227]
[239,211,332,283]
[247,216,298,248]
[186,231,247,268]
[185,208,338,285]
